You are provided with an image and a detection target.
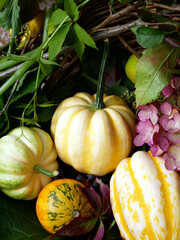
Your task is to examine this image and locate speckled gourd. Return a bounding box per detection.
[110,151,180,240]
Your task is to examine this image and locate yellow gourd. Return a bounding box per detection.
[110,151,180,240]
[51,92,136,176]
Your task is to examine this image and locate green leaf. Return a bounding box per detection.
[8,0,22,53]
[50,8,70,25]
[135,42,180,106]
[0,0,13,30]
[38,58,58,76]
[73,23,97,50]
[67,27,85,60]
[49,22,71,60]
[136,26,166,48]
[106,80,128,97]
[64,0,79,21]
[0,193,50,240]
[39,58,60,66]
[10,69,44,104]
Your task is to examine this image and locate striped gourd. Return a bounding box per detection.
[36,179,94,234]
[0,127,58,200]
[110,151,180,240]
[51,92,136,176]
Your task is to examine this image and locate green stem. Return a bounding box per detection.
[91,38,109,109]
[34,165,59,177]
[42,7,53,42]
[78,0,91,8]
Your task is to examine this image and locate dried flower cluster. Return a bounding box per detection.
[134,76,180,171]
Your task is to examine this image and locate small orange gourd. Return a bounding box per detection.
[36,179,94,234]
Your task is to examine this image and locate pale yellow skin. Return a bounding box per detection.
[51,92,136,176]
[0,127,58,200]
[110,151,180,240]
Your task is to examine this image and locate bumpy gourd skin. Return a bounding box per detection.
[0,127,58,200]
[36,179,94,234]
[110,151,180,240]
[51,92,136,176]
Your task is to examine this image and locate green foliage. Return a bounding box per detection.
[0,192,51,240]
[135,42,180,106]
[64,0,79,21]
[132,26,166,48]
[49,22,71,60]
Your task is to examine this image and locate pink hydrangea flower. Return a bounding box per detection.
[138,104,158,125]
[133,120,159,146]
[159,102,180,133]
[163,144,180,171]
[162,85,173,99]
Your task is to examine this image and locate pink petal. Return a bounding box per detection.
[135,120,153,134]
[138,104,158,124]
[159,116,179,133]
[166,133,180,144]
[133,134,146,147]
[150,145,164,156]
[162,85,173,98]
[172,76,180,91]
[167,145,180,166]
[160,102,172,115]
[163,153,176,171]
[158,137,170,151]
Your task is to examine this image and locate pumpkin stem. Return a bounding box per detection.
[91,38,110,110]
[34,165,59,177]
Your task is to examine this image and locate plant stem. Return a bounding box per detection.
[91,38,109,110]
[42,7,53,42]
[34,165,59,177]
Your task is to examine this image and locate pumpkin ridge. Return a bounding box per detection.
[10,127,43,163]
[128,159,157,239]
[56,107,88,166]
[104,108,132,164]
[149,153,174,240]
[111,172,136,240]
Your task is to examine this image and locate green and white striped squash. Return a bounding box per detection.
[110,151,180,240]
[0,127,58,200]
[36,178,94,233]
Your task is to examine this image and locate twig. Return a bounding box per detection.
[91,2,142,31]
[148,2,180,12]
[118,36,140,58]
[0,79,19,116]
[92,20,179,41]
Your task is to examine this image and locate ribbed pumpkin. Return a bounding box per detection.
[110,151,180,240]
[36,178,94,233]
[0,126,58,200]
[51,92,136,176]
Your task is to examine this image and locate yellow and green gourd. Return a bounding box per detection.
[0,127,59,200]
[36,178,94,233]
[110,151,180,240]
[51,40,136,176]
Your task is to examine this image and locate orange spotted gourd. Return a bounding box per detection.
[50,40,136,176]
[0,127,59,200]
[110,151,180,240]
[36,179,94,233]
